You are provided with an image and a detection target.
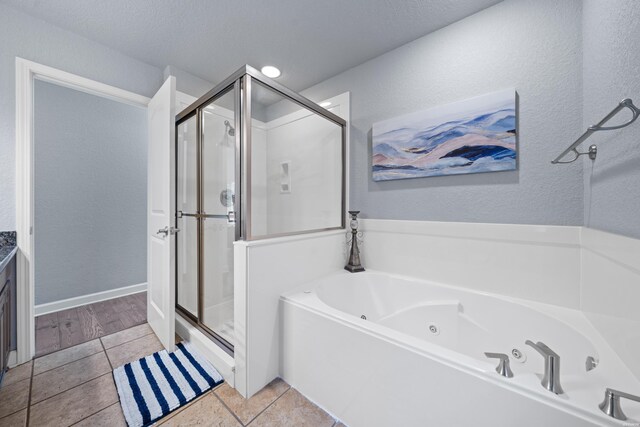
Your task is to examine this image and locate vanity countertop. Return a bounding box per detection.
[0,231,17,273]
[0,246,17,274]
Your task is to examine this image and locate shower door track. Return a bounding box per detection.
[176,304,234,355]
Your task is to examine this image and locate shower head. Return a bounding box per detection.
[224,120,235,137]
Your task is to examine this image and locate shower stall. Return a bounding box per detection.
[175,66,346,353]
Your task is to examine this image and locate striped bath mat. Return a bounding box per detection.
[113,342,224,427]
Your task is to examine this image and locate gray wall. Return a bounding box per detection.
[34,80,147,305]
[583,1,640,239]
[300,0,584,225]
[0,2,163,231]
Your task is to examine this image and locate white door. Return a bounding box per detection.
[147,76,176,351]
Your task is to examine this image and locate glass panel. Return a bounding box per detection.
[201,88,236,346]
[176,115,198,318]
[250,80,343,238]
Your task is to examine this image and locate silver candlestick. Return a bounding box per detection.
[345,211,365,272]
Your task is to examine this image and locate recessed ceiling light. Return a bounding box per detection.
[261,66,281,78]
[319,101,332,107]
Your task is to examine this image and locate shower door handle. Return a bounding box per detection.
[156,226,180,237]
[227,211,236,223]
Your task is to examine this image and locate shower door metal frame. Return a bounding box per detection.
[175,65,347,354]
[175,81,240,355]
[177,64,347,240]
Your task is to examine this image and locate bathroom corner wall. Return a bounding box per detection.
[580,0,640,381]
[0,2,163,231]
[580,228,640,381]
[582,1,640,239]
[299,0,584,227]
[359,219,582,308]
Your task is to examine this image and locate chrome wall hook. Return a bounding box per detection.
[552,98,639,164]
[552,144,597,164]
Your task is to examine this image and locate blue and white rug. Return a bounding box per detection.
[113,342,224,427]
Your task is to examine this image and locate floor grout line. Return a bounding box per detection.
[43,318,148,358]
[0,406,27,422]
[99,340,114,372]
[0,375,32,422]
[244,386,292,427]
[32,346,103,376]
[28,372,113,410]
[32,327,152,377]
[156,389,213,425]
[100,328,154,352]
[65,348,116,425]
[26,358,34,426]
[212,391,246,426]
[69,400,120,426]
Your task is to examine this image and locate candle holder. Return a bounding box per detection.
[345,211,365,273]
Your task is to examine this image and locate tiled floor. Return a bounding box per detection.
[1,322,343,426]
[35,292,147,357]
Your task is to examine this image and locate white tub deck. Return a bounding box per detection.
[281,270,640,426]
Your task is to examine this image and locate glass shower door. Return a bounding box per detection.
[176,86,237,352]
[176,67,346,355]
[200,88,236,348]
[176,115,198,319]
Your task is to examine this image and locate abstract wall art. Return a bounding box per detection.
[372,89,517,181]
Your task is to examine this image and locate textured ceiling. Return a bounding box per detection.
[2,0,502,90]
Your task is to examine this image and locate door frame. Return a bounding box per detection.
[15,58,150,364]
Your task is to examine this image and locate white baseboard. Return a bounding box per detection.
[34,283,147,316]
[7,350,17,368]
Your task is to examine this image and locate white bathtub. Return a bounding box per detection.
[281,271,640,426]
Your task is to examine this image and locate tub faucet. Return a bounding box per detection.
[525,340,564,394]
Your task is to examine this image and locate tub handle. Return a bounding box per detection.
[484,352,514,378]
[599,388,640,421]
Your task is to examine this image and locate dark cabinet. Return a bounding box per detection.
[0,281,9,379]
[0,254,15,383]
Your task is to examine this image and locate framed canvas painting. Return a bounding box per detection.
[372,89,517,181]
